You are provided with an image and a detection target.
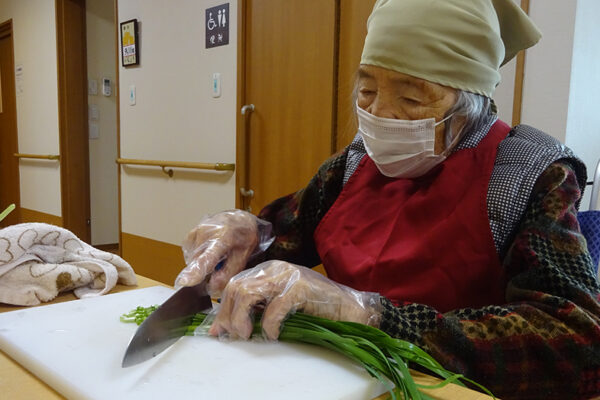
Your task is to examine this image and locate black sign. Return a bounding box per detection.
[205,3,229,49]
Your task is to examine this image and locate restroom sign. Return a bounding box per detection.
[205,3,229,49]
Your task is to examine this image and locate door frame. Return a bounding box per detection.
[55,0,91,242]
[235,0,246,210]
[114,0,122,255]
[0,19,21,226]
[511,0,530,126]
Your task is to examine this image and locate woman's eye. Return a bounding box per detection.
[402,97,421,105]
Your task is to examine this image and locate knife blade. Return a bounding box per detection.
[121,279,213,368]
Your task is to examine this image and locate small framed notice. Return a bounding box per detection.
[120,19,139,67]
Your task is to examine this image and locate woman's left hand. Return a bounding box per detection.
[209,260,381,340]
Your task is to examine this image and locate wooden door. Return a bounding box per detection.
[0,20,20,227]
[336,0,376,150]
[56,0,91,242]
[239,0,338,213]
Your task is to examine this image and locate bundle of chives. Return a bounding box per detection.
[121,307,495,400]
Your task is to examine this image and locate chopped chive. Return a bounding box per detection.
[0,204,15,223]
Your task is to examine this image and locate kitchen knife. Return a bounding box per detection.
[121,279,213,368]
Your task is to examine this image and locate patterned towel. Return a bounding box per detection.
[0,223,137,306]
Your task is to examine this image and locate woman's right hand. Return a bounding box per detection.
[175,210,262,296]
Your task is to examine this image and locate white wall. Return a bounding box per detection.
[87,0,119,245]
[494,59,517,124]
[520,0,577,143]
[565,0,600,211]
[118,0,238,245]
[0,0,61,216]
[491,0,519,124]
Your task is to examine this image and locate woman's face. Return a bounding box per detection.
[356,65,459,153]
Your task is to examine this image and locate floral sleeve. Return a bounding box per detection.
[257,149,347,267]
[379,161,600,400]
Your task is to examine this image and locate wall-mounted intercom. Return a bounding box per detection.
[102,78,111,96]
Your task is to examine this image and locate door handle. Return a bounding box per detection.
[240,188,254,198]
[240,105,255,212]
[240,104,255,211]
[240,188,254,212]
[241,104,255,115]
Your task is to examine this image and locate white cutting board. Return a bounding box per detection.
[0,286,386,399]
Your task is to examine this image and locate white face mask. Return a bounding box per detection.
[356,103,455,178]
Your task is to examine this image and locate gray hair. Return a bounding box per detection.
[444,91,492,148]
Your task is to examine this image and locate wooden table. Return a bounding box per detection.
[0,275,492,399]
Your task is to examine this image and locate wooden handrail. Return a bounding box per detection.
[116,157,235,177]
[14,153,60,161]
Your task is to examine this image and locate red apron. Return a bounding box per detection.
[314,120,511,312]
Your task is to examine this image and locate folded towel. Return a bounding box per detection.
[0,223,137,306]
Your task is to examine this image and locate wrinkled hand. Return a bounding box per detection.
[209,260,382,340]
[175,210,261,296]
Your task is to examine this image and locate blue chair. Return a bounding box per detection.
[578,211,600,275]
[577,159,600,275]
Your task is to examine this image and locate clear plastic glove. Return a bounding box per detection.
[208,260,382,340]
[175,210,274,296]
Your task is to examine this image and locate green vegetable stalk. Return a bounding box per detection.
[120,305,158,325]
[0,204,15,223]
[121,306,495,400]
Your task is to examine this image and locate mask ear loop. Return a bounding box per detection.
[441,112,469,154]
[434,112,454,127]
[435,112,455,151]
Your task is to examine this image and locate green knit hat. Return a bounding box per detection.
[360,0,542,97]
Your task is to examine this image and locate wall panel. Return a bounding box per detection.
[521,0,577,143]
[118,0,238,280]
[86,0,119,245]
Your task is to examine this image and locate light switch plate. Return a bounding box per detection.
[129,85,136,105]
[89,123,99,140]
[88,79,98,96]
[212,73,221,98]
[89,104,99,121]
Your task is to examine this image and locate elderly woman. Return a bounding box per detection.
[177,0,600,398]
